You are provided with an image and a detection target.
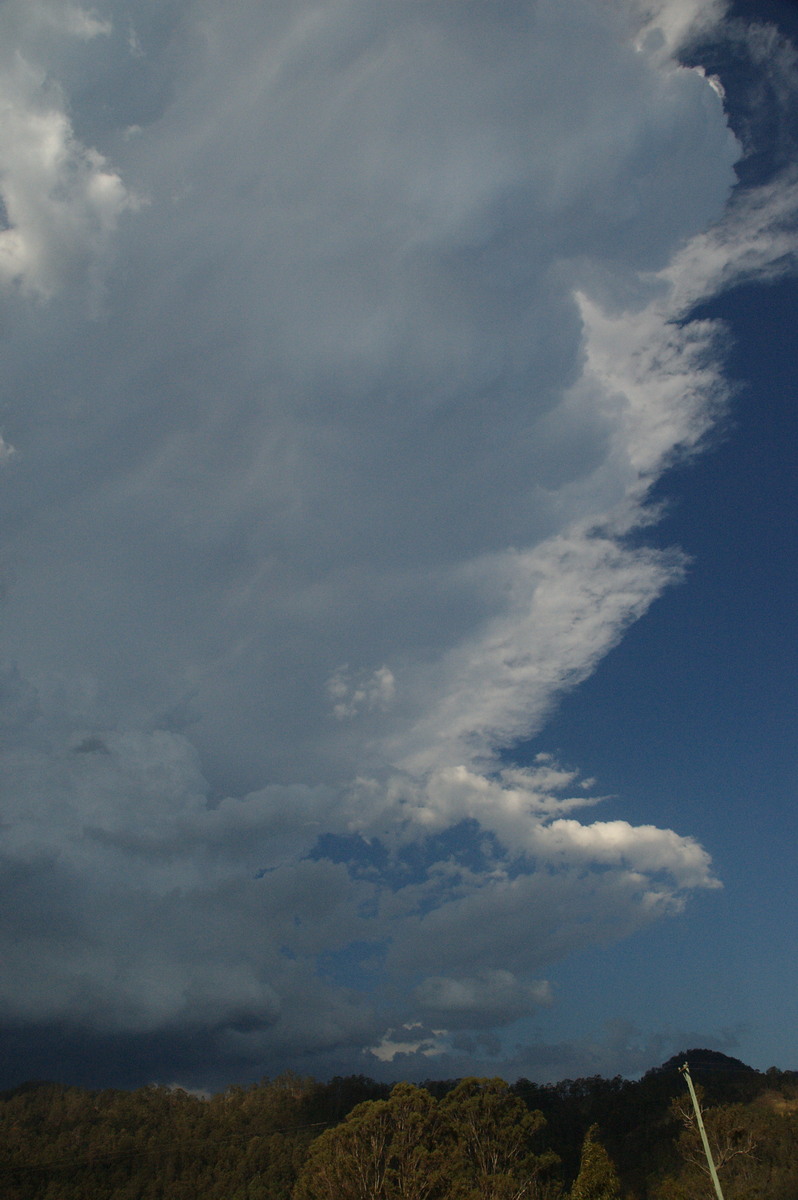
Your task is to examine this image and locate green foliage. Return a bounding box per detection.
[2,1054,798,1200]
[441,1077,559,1200]
[0,1073,326,1200]
[293,1082,446,1200]
[652,1095,798,1200]
[569,1125,620,1200]
[293,1077,559,1200]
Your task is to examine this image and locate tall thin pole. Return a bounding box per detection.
[679,1063,725,1200]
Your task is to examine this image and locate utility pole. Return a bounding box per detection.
[679,1062,725,1200]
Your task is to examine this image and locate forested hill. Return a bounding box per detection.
[2,1052,797,1200]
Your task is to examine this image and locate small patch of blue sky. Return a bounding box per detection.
[316,940,388,994]
[308,822,509,892]
[688,1,798,186]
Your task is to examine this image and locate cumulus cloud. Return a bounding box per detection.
[0,33,135,299]
[0,0,795,1085]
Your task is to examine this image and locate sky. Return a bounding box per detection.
[0,0,796,1093]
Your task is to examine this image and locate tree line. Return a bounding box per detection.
[1,1049,797,1200]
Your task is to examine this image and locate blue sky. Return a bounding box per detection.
[514,271,798,1074]
[0,0,796,1091]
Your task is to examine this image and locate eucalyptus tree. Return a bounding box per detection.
[570,1125,620,1200]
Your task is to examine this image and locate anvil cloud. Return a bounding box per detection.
[0,0,795,1088]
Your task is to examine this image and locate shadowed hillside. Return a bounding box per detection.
[1,1054,797,1200]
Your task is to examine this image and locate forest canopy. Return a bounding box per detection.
[1,1052,797,1200]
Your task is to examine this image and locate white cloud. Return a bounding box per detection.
[0,0,794,1079]
[665,171,798,310]
[0,46,134,298]
[369,1023,449,1064]
[355,764,717,891]
[633,0,728,55]
[389,535,688,775]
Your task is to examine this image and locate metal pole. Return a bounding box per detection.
[679,1063,725,1200]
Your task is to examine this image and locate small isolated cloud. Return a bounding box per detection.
[369,1023,449,1064]
[0,0,795,1086]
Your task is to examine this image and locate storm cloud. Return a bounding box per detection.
[0,0,795,1088]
